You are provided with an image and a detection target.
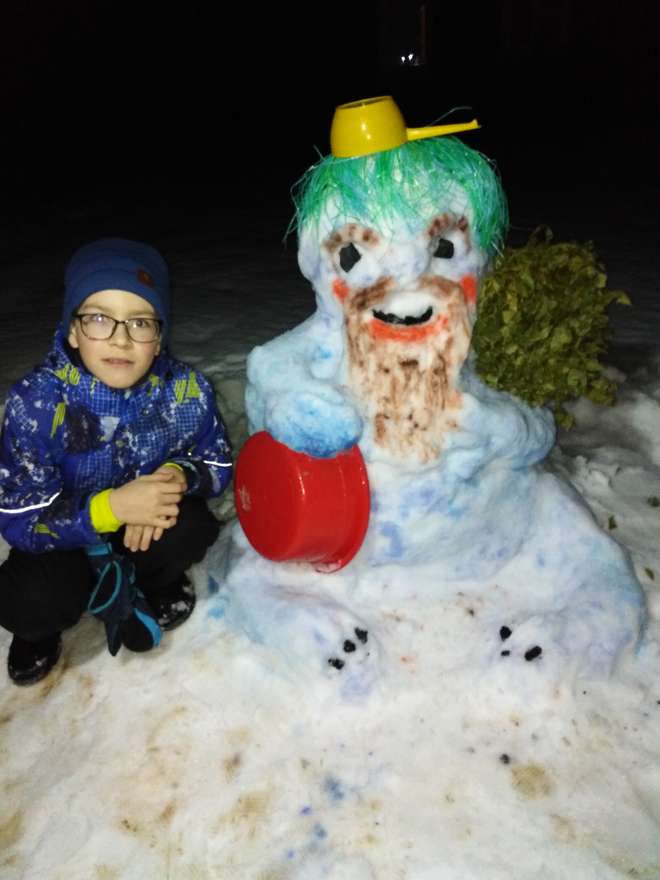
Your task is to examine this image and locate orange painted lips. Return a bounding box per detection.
[333,272,476,341]
[368,314,449,342]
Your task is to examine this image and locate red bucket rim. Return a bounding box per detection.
[234,432,370,572]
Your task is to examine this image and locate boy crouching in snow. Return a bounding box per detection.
[0,238,232,684]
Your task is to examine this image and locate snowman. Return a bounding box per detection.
[208,98,645,694]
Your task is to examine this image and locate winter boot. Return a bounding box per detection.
[8,633,62,686]
[150,575,197,631]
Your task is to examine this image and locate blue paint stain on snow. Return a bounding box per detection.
[205,585,228,620]
[323,775,345,801]
[380,522,403,559]
[444,495,469,520]
[416,486,437,508]
[286,849,296,860]
[300,805,313,815]
[313,823,328,839]
[312,628,329,646]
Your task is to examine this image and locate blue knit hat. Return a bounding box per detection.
[63,238,170,341]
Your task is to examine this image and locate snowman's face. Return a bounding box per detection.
[312,212,486,462]
[321,211,483,327]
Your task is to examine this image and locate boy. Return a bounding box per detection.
[0,238,232,685]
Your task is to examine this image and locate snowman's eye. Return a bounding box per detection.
[433,238,454,259]
[339,243,362,272]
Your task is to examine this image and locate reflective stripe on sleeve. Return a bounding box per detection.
[0,490,61,514]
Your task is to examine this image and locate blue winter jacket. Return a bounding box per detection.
[0,330,232,553]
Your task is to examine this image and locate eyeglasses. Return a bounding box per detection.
[74,313,162,343]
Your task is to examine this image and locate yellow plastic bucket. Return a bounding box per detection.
[330,95,479,159]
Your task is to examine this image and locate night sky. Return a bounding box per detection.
[1,2,657,223]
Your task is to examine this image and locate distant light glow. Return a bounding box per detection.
[398,50,420,67]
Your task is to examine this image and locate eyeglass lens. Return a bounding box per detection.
[78,314,160,342]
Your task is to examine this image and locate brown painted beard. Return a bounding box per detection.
[344,275,472,463]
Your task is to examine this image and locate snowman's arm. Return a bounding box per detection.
[447,368,556,478]
[245,314,363,458]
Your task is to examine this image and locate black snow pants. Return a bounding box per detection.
[0,497,220,642]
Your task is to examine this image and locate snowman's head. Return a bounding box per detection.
[294,135,507,320]
[293,135,508,462]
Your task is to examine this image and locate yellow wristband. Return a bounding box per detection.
[163,462,184,474]
[90,489,123,534]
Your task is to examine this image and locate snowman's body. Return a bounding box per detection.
[208,140,645,693]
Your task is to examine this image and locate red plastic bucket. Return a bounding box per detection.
[234,431,370,572]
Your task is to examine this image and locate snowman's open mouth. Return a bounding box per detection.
[372,306,433,326]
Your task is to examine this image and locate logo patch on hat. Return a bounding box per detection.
[137,268,155,287]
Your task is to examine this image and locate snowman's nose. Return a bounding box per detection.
[386,245,431,289]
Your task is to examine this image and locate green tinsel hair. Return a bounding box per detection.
[291,136,509,257]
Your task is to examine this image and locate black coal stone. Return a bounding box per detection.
[499,626,512,641]
[339,243,361,272]
[328,658,345,670]
[354,628,368,644]
[434,238,455,259]
[524,646,543,661]
[343,640,356,653]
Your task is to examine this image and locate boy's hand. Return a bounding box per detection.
[109,471,183,529]
[123,524,164,552]
[154,463,188,490]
